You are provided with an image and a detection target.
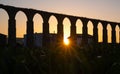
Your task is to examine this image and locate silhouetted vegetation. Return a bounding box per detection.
[0,44,120,74]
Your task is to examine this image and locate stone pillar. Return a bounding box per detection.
[101,21,108,43]
[7,8,17,47]
[118,24,120,44]
[111,23,116,44]
[26,20,34,47]
[69,17,77,46]
[119,27,120,44]
[25,10,35,48]
[8,18,16,47]
[92,20,99,43]
[81,18,89,45]
[55,15,64,44]
[42,14,50,47]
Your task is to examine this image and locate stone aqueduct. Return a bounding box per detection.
[0,4,120,47]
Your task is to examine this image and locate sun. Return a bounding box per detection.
[64,38,70,45]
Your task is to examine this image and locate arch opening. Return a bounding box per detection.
[115,25,119,43]
[33,13,43,33]
[63,17,71,45]
[0,9,9,36]
[87,21,93,36]
[33,13,43,47]
[98,23,103,42]
[15,11,27,45]
[76,19,83,34]
[107,24,112,43]
[49,15,58,34]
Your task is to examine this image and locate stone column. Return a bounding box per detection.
[111,23,116,44]
[119,27,120,44]
[25,10,35,48]
[92,20,99,43]
[81,18,89,45]
[8,18,16,47]
[101,21,108,43]
[42,14,50,47]
[26,20,34,47]
[69,17,77,46]
[118,24,120,44]
[7,8,17,47]
[55,15,64,44]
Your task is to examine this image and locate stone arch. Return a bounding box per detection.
[33,13,43,33]
[49,15,58,34]
[33,13,43,47]
[63,17,71,40]
[87,21,93,35]
[0,8,9,36]
[107,24,112,43]
[98,22,103,42]
[115,25,119,43]
[76,19,83,34]
[15,11,27,38]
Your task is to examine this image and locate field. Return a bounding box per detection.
[0,44,120,74]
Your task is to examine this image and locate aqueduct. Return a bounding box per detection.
[0,4,120,47]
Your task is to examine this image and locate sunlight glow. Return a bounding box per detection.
[64,38,69,45]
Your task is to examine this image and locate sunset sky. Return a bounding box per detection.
[0,0,120,43]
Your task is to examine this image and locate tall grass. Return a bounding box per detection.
[0,44,120,74]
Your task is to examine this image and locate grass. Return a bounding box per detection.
[0,43,120,74]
